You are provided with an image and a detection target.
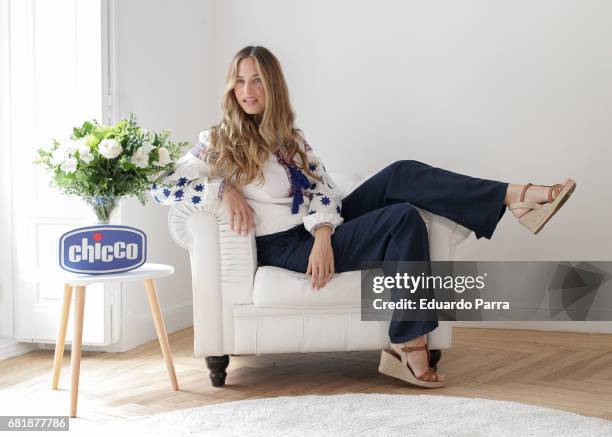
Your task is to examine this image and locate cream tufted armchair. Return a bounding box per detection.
[168,171,472,387]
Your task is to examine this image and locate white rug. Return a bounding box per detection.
[73,393,612,437]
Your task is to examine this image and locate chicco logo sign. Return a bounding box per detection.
[59,225,147,274]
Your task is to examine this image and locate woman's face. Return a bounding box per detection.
[234,57,266,115]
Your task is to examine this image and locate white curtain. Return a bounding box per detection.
[0,0,14,339]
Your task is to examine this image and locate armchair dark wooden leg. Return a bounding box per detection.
[429,349,442,371]
[205,355,230,387]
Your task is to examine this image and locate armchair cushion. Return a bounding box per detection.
[253,266,361,308]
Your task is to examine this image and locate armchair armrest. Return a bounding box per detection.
[168,200,257,357]
[414,208,472,260]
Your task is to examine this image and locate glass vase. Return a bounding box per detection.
[83,196,120,224]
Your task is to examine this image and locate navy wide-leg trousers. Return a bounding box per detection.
[255,160,509,343]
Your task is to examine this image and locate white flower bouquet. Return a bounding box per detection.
[34,112,187,222]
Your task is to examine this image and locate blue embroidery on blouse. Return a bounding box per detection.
[275,149,318,215]
[287,165,311,214]
[177,177,188,187]
[163,188,171,197]
[336,205,341,214]
[191,196,201,204]
[308,162,318,172]
[320,195,331,206]
[174,189,184,200]
[194,184,204,192]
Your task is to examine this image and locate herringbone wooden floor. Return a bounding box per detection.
[1,327,610,425]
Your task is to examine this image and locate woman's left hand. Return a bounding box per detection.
[306,226,335,290]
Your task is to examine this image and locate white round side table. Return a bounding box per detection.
[50,263,178,418]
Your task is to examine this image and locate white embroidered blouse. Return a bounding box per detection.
[150,130,345,237]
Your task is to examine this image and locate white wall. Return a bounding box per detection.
[214,0,611,262]
[110,0,217,351]
[113,0,612,341]
[213,0,612,334]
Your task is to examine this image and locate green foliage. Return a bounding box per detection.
[34,112,188,204]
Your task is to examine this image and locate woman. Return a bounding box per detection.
[151,45,576,388]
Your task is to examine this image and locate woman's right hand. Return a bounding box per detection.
[223,183,255,235]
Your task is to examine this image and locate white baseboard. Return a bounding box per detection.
[112,301,193,353]
[453,321,612,334]
[37,301,194,353]
[0,337,38,361]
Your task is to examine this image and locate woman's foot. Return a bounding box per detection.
[390,335,446,383]
[505,178,571,219]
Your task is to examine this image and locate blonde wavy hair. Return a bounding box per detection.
[204,45,321,187]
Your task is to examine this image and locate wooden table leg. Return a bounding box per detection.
[70,286,86,418]
[143,278,179,390]
[52,284,73,390]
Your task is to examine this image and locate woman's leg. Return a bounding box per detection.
[256,203,440,378]
[331,203,438,345]
[341,160,510,240]
[259,204,428,274]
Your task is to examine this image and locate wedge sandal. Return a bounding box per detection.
[378,344,445,388]
[508,179,576,234]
